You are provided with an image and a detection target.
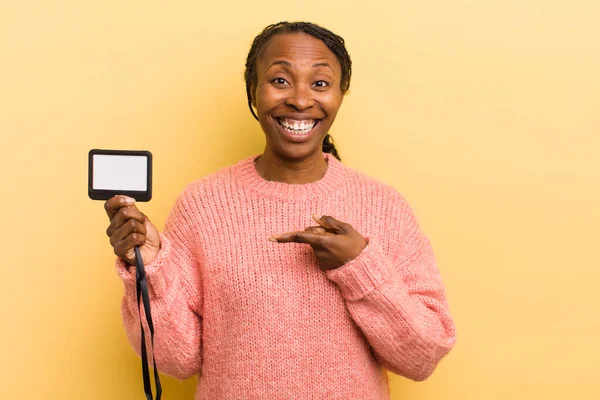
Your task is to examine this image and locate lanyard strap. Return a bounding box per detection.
[135,246,162,400]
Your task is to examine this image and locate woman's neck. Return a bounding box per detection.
[254,149,328,184]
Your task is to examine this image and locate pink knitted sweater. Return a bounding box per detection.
[116,153,456,399]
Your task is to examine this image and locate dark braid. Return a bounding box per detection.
[244,21,352,161]
[322,134,340,160]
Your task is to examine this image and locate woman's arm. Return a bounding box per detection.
[116,189,204,380]
[325,198,456,381]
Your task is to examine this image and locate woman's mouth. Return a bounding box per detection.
[275,117,321,142]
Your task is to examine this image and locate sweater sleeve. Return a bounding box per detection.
[115,187,203,380]
[325,197,456,381]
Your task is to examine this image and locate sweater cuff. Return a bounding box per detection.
[325,239,395,301]
[115,233,173,298]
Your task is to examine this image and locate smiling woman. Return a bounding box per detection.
[251,31,344,181]
[245,22,351,166]
[103,21,456,399]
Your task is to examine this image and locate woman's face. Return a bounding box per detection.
[253,32,344,161]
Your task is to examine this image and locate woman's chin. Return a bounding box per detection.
[269,142,325,161]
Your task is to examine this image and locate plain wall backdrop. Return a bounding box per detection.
[1,1,599,399]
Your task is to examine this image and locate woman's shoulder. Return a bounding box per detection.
[340,163,426,247]
[338,160,409,206]
[177,155,256,198]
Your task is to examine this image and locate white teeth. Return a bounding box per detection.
[278,119,316,135]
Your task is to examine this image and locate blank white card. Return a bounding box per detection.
[92,154,148,191]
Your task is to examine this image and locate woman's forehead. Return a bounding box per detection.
[258,32,341,72]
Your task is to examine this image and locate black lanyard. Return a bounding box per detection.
[135,246,162,400]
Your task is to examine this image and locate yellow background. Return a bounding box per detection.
[1,0,599,399]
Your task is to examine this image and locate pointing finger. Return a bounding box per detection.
[269,231,328,245]
[312,214,348,234]
[304,226,328,234]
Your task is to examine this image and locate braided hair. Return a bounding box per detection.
[244,21,352,161]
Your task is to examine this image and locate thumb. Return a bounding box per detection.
[305,225,328,234]
[142,212,155,229]
[141,214,160,246]
[312,214,347,234]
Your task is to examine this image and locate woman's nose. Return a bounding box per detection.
[284,86,315,110]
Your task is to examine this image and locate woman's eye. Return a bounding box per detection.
[313,80,329,88]
[272,77,289,85]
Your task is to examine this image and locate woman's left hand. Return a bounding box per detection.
[270,215,368,270]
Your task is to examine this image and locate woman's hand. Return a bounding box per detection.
[269,215,367,270]
[104,195,161,265]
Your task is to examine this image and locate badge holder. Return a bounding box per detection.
[88,149,162,400]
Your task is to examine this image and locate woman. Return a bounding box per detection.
[105,21,456,399]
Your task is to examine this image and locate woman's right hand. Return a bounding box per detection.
[104,195,161,265]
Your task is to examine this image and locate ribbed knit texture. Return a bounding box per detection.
[116,153,456,399]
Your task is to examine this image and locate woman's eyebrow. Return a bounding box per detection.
[266,60,335,74]
[312,62,335,74]
[266,60,292,72]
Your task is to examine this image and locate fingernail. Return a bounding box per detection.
[121,196,135,204]
[268,236,278,242]
[312,213,322,221]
